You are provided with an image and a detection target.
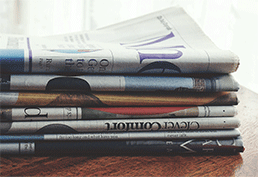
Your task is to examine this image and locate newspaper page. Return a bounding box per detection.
[0,7,239,74]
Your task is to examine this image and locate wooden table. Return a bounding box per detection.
[1,86,257,176]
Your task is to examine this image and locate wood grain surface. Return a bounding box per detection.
[1,86,257,176]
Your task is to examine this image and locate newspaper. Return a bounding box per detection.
[0,91,238,107]
[0,7,239,74]
[0,137,244,155]
[0,106,236,121]
[0,116,239,133]
[0,129,241,141]
[0,74,239,92]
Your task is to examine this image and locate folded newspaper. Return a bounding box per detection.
[0,74,239,92]
[0,137,244,155]
[0,7,239,74]
[0,91,238,107]
[0,106,237,121]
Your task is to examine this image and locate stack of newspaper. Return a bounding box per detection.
[0,7,244,155]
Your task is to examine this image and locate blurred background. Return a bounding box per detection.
[0,0,258,93]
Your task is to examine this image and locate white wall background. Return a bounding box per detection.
[1,0,258,93]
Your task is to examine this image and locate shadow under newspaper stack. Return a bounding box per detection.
[0,7,243,155]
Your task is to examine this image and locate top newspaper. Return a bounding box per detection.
[0,7,239,74]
